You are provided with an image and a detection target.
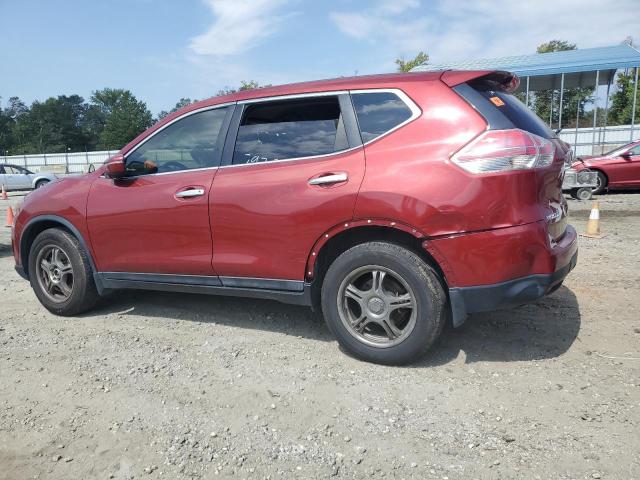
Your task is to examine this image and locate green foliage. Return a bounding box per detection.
[216,80,268,97]
[0,89,153,154]
[91,89,153,150]
[395,52,429,73]
[608,68,639,125]
[157,98,196,121]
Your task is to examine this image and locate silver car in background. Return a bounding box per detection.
[0,164,57,191]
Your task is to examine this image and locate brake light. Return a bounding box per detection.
[451,129,555,174]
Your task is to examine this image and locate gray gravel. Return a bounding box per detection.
[0,191,639,479]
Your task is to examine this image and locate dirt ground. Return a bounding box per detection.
[0,190,639,480]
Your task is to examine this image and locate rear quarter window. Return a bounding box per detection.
[351,92,414,143]
[471,86,554,139]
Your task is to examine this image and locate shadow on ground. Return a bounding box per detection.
[86,284,581,366]
[417,285,581,367]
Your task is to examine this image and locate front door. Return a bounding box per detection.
[210,94,365,283]
[86,105,233,275]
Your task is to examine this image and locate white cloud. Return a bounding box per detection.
[190,0,292,56]
[331,0,640,67]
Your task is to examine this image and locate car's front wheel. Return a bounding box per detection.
[28,228,98,315]
[321,242,446,365]
[592,171,607,195]
[35,179,49,189]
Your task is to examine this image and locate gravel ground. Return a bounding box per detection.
[1,191,639,480]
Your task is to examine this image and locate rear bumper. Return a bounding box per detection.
[448,250,577,326]
[424,222,578,327]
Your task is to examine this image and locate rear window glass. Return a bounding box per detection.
[474,87,554,139]
[351,92,413,143]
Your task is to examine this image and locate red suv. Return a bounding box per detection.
[11,70,577,364]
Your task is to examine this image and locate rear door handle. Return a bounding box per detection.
[175,188,205,198]
[308,172,348,186]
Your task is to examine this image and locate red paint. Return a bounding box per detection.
[13,70,576,298]
[210,148,365,280]
[573,140,640,189]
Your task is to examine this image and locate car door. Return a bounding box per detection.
[619,144,640,187]
[210,93,365,286]
[2,165,25,190]
[13,166,35,189]
[86,105,233,275]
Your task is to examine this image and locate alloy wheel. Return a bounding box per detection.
[35,245,74,303]
[337,266,417,348]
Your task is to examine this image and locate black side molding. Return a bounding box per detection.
[94,272,312,306]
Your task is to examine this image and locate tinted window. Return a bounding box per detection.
[126,107,229,176]
[232,97,348,165]
[351,92,413,142]
[472,86,554,139]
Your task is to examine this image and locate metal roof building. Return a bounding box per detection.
[414,44,640,153]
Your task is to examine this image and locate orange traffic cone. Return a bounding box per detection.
[5,205,14,227]
[1,185,7,200]
[580,201,605,238]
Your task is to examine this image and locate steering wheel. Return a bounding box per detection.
[163,161,187,172]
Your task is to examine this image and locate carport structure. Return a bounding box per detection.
[414,44,640,153]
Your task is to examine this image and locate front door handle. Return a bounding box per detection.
[175,188,205,198]
[308,172,348,186]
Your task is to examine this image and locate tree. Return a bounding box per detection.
[10,95,90,154]
[91,89,153,150]
[395,52,429,73]
[532,41,593,129]
[216,80,268,97]
[157,98,196,121]
[608,68,639,125]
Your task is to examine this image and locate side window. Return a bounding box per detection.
[232,96,348,165]
[351,92,414,143]
[628,145,640,155]
[4,166,18,174]
[125,107,229,176]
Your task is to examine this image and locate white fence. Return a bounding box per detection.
[1,150,118,174]
[558,124,637,156]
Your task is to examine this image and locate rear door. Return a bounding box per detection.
[210,93,365,285]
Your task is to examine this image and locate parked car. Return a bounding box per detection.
[11,70,577,364]
[0,164,56,191]
[573,140,640,194]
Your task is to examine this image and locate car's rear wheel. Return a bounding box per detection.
[28,228,98,315]
[35,179,49,189]
[321,242,446,365]
[592,171,607,195]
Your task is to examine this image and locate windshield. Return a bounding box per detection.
[602,142,636,157]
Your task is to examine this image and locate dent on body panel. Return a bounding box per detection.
[355,83,488,235]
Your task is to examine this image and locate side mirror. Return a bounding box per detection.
[105,154,126,178]
[621,152,632,160]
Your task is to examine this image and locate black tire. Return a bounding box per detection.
[321,242,446,365]
[575,187,593,201]
[592,171,607,195]
[35,180,49,189]
[28,228,98,316]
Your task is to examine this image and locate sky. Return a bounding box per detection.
[1,0,638,115]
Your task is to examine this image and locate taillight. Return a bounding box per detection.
[451,129,555,174]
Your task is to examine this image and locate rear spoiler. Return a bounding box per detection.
[440,70,520,93]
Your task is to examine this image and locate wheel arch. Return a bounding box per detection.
[20,215,97,279]
[307,221,449,310]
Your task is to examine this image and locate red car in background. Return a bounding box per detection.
[573,140,640,194]
[11,70,578,364]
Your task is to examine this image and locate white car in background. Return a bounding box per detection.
[0,164,57,191]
